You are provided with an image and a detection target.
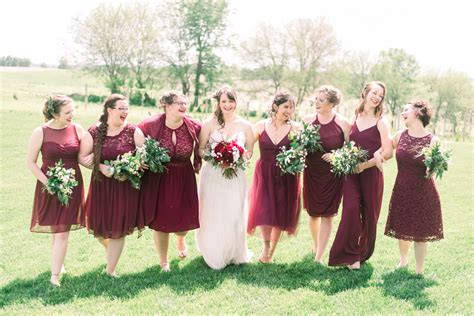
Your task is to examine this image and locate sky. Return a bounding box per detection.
[1,0,472,78]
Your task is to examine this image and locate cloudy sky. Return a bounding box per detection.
[1,0,472,77]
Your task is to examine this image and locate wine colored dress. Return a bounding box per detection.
[139,118,200,233]
[247,125,301,235]
[303,115,344,217]
[30,124,85,233]
[329,120,384,266]
[385,130,443,241]
[85,124,142,239]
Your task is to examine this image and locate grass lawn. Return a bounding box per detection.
[1,69,473,314]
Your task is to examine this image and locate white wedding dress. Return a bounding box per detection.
[196,130,252,270]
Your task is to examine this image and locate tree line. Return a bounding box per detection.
[67,0,472,138]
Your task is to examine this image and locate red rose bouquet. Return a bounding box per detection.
[204,140,248,179]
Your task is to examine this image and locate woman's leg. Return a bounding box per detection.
[50,231,69,286]
[106,237,125,276]
[414,242,428,274]
[154,231,170,271]
[397,239,410,268]
[308,216,320,255]
[315,217,334,263]
[175,231,188,259]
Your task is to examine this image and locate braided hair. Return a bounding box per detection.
[92,94,127,180]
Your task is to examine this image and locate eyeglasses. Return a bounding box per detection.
[114,107,129,111]
[172,101,187,106]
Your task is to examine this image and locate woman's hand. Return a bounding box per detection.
[356,162,366,174]
[321,153,332,163]
[99,164,113,178]
[374,151,385,171]
[115,174,129,182]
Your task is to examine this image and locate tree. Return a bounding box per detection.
[371,48,419,128]
[182,0,229,110]
[72,4,130,93]
[58,56,69,69]
[240,23,289,92]
[285,18,338,106]
[0,56,31,67]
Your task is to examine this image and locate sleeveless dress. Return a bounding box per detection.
[139,123,199,232]
[30,124,85,233]
[303,115,344,217]
[85,124,142,239]
[247,125,300,235]
[329,120,384,266]
[385,130,443,241]
[196,130,252,270]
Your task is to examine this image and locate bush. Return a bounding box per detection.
[261,112,269,119]
[248,110,257,117]
[69,93,86,102]
[88,94,106,103]
[130,91,156,107]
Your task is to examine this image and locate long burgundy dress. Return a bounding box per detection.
[138,114,200,233]
[385,130,443,241]
[30,124,85,233]
[247,124,301,235]
[328,120,384,266]
[85,124,142,239]
[303,115,344,217]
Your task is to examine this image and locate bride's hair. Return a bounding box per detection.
[213,85,237,127]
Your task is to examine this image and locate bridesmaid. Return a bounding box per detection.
[138,91,201,272]
[27,95,86,286]
[328,81,392,269]
[385,100,443,274]
[247,91,302,263]
[79,94,145,276]
[302,86,351,263]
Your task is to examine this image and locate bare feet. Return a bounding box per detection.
[106,270,118,278]
[60,265,67,274]
[160,262,170,272]
[396,260,409,269]
[314,257,324,264]
[50,273,61,287]
[259,242,272,263]
[177,238,188,259]
[347,261,360,270]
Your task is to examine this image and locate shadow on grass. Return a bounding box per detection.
[379,268,437,310]
[0,255,373,308]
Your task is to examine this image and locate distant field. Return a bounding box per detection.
[1,68,473,314]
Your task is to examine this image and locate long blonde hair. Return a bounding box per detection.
[355,81,386,117]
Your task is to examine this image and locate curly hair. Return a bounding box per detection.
[42,94,73,121]
[92,94,127,180]
[160,91,186,109]
[212,85,237,127]
[355,81,386,117]
[409,99,432,127]
[317,85,342,106]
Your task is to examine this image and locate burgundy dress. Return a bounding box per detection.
[138,119,200,233]
[85,124,142,239]
[30,124,85,233]
[303,115,344,217]
[329,120,384,266]
[247,125,301,235]
[385,130,443,241]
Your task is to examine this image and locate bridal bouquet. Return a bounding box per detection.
[292,123,324,153]
[105,151,144,189]
[276,146,307,175]
[329,141,368,177]
[419,142,452,179]
[204,139,247,179]
[43,159,78,206]
[136,137,171,174]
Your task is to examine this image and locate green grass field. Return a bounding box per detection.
[1,69,473,314]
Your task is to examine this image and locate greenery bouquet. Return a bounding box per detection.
[329,141,368,177]
[42,159,79,206]
[136,136,171,174]
[419,142,452,179]
[105,151,144,189]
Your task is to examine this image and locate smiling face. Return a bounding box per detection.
[53,102,74,125]
[314,91,333,114]
[400,103,417,127]
[274,100,295,122]
[166,95,188,118]
[107,99,129,126]
[218,93,236,114]
[365,84,385,110]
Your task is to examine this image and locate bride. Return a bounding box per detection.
[196,85,254,270]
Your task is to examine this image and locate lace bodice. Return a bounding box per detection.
[160,123,194,161]
[88,124,137,161]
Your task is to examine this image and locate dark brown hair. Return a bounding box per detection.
[317,85,342,106]
[160,90,187,110]
[409,99,432,127]
[92,94,127,180]
[213,85,237,127]
[42,94,73,121]
[270,90,295,117]
[355,81,386,117]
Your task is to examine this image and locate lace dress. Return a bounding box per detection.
[140,123,199,232]
[85,124,142,239]
[385,130,443,241]
[195,130,252,270]
[30,124,85,233]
